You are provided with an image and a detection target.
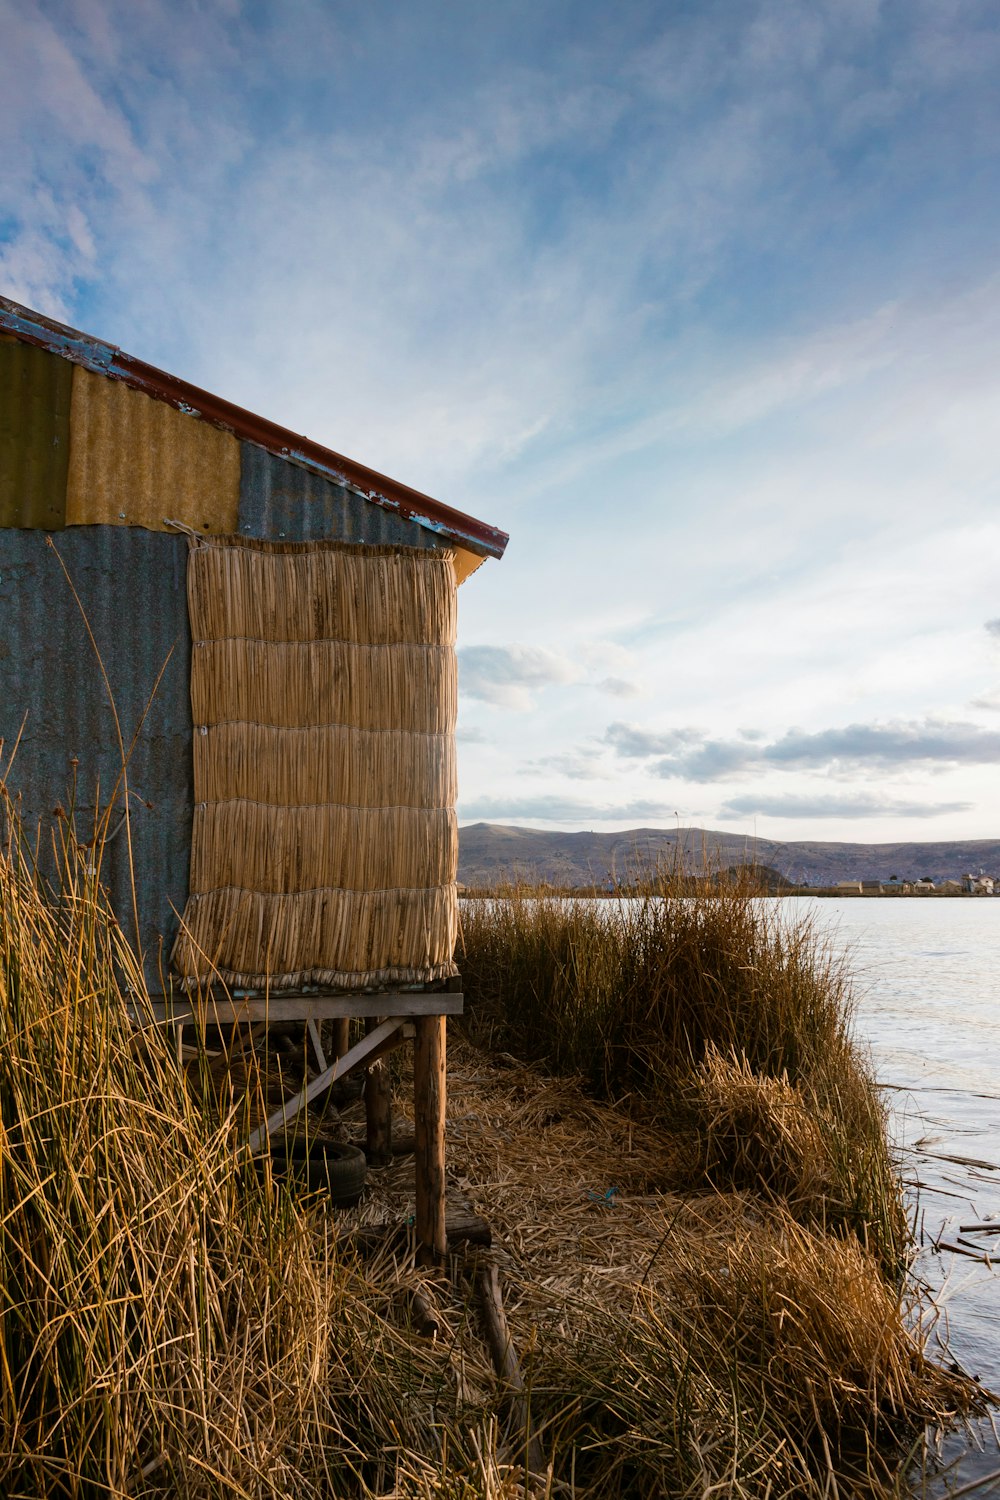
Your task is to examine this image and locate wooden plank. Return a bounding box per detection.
[306,1018,327,1072]
[135,993,463,1025]
[246,1016,404,1154]
[364,1018,392,1165]
[414,1013,447,1265]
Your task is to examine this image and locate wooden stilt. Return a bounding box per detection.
[414,1013,447,1265]
[365,1018,392,1165]
[332,1017,351,1059]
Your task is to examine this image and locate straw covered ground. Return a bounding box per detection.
[0,809,990,1498]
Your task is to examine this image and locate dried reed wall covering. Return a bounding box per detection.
[172,535,460,990]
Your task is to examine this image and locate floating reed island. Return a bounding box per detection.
[0,806,989,1498]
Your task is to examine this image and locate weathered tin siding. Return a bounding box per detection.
[238,443,446,548]
[67,366,240,532]
[238,445,486,579]
[0,314,501,993]
[0,337,72,529]
[0,528,191,990]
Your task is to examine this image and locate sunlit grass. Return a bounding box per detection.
[459,873,908,1275]
[0,805,980,1497]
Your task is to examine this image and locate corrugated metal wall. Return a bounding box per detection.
[0,528,192,991]
[237,443,444,547]
[0,336,72,528]
[67,366,240,532]
[0,341,465,991]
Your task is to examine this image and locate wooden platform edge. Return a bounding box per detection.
[131,992,464,1026]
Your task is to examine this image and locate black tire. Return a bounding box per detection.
[258,1139,368,1207]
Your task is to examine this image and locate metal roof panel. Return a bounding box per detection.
[0,296,508,561]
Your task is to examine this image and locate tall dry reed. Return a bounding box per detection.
[0,800,978,1498]
[0,791,490,1497]
[459,877,907,1271]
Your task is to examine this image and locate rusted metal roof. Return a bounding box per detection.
[0,335,72,528]
[0,295,509,561]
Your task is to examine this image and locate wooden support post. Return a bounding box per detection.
[364,1018,392,1165]
[332,1017,351,1059]
[413,1013,447,1265]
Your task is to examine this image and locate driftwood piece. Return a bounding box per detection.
[477,1257,545,1480]
[340,1207,491,1259]
[404,1285,442,1339]
[936,1239,993,1263]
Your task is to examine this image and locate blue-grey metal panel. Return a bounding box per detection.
[238,443,450,549]
[0,528,191,991]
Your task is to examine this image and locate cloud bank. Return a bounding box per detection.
[607,717,1000,780]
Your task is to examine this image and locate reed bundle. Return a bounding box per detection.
[174,537,459,990]
[192,723,456,808]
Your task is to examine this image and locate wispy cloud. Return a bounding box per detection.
[458,645,581,710]
[719,793,973,820]
[527,748,608,781]
[604,722,701,757]
[986,618,1000,639]
[459,794,678,824]
[596,676,643,699]
[609,717,1000,780]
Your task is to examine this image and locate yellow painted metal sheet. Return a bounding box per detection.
[452,545,486,585]
[0,334,71,528]
[66,365,239,532]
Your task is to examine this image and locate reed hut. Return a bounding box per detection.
[0,295,507,1257]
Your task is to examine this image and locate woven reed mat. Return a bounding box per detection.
[172,535,460,989]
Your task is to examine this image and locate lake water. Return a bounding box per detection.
[785,897,1000,1497]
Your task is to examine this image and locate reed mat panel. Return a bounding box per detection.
[174,536,460,990]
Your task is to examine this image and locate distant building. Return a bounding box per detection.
[836,881,863,894]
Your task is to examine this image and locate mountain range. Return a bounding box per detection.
[457,823,1000,889]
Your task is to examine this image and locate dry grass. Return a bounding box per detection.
[0,805,984,1498]
[459,882,908,1274]
[0,795,494,1498]
[377,1037,981,1498]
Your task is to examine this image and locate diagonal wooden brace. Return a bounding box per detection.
[247,1016,406,1154]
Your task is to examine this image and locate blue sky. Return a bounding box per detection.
[4,0,1000,842]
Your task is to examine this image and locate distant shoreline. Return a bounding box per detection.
[460,885,999,899]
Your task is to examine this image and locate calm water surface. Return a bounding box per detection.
[784,898,1000,1497]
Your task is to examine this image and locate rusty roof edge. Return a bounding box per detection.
[0,295,509,560]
